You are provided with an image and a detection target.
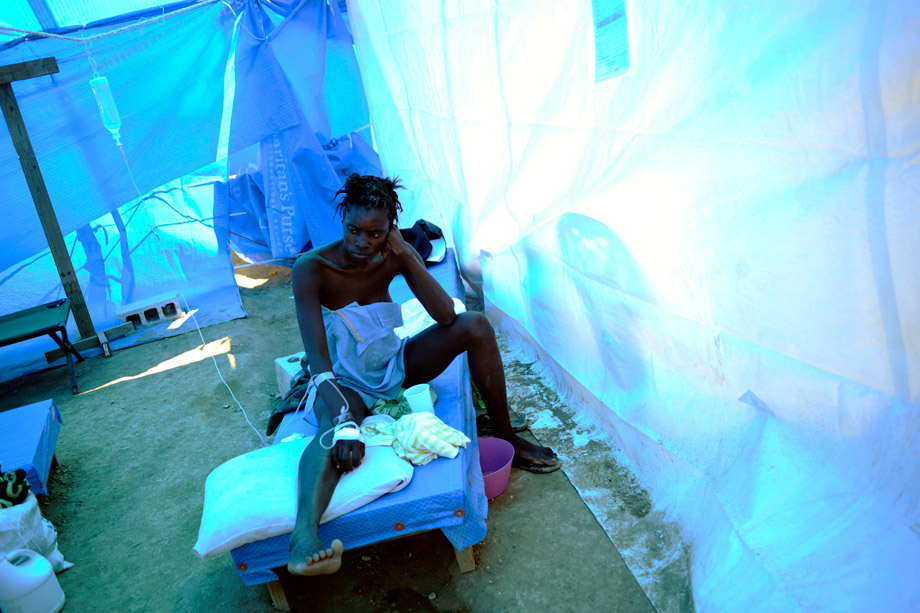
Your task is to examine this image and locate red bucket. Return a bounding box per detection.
[478,437,514,500]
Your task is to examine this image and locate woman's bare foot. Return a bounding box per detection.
[288,538,344,576]
[504,433,560,472]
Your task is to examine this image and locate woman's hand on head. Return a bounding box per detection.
[385,224,408,258]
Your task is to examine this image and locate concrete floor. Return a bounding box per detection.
[494,328,694,613]
[0,262,688,612]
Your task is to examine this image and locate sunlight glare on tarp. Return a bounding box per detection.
[0,5,42,42]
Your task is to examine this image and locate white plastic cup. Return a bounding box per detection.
[404,384,434,414]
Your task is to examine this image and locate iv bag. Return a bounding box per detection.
[90,76,122,144]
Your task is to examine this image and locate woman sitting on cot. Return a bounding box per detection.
[287,173,560,576]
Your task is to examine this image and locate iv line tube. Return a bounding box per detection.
[93,75,266,446]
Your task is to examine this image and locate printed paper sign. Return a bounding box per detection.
[593,0,630,82]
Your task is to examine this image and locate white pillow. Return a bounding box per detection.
[193,417,413,558]
[394,297,465,339]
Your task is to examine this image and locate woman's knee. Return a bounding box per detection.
[457,311,494,344]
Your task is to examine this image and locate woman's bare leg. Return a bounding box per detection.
[403,312,557,467]
[288,387,366,575]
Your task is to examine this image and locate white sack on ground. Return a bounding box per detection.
[0,493,72,573]
[348,0,920,610]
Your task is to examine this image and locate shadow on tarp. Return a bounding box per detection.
[0,173,244,386]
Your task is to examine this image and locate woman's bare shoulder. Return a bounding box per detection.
[292,246,334,294]
[295,242,341,271]
[311,240,345,260]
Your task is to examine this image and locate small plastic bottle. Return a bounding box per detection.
[0,549,65,613]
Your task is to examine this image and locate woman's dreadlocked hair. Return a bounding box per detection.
[334,174,404,225]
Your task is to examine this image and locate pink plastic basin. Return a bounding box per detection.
[478,437,515,500]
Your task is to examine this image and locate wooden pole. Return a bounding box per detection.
[0,58,96,341]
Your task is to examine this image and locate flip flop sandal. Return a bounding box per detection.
[512,453,562,474]
[476,414,530,437]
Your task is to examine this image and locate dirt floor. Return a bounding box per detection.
[0,260,681,612]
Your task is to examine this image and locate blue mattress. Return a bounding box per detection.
[231,250,488,585]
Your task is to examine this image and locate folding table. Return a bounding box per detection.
[0,298,83,393]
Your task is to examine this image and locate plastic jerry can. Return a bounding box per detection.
[0,549,65,613]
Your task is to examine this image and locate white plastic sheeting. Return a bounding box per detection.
[348,0,920,610]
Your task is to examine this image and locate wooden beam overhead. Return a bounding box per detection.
[0,57,59,85]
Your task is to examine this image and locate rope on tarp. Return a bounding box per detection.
[0,0,220,43]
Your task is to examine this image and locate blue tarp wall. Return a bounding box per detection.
[0,0,378,379]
